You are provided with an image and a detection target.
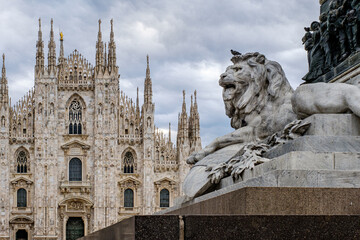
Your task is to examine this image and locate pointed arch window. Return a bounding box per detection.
[69,158,82,181]
[123,152,134,173]
[160,189,170,208]
[17,150,28,173]
[69,100,82,135]
[124,189,134,208]
[17,188,27,207]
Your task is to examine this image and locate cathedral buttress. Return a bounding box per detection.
[93,19,120,231]
[0,53,10,238]
[141,55,155,214]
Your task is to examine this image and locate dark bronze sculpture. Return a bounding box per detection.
[303,0,360,82]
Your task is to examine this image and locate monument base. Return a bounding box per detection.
[80,214,360,239]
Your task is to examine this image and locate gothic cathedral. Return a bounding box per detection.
[0,19,201,240]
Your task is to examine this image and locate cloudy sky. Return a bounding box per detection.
[0,0,320,146]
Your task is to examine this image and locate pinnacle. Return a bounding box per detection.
[2,53,6,79]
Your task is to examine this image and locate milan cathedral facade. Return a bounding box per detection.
[0,19,201,240]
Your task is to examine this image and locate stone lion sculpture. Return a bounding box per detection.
[187,52,297,164]
[183,52,297,198]
[292,82,360,119]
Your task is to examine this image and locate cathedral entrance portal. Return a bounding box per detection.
[66,217,84,240]
[16,229,28,240]
[59,197,93,239]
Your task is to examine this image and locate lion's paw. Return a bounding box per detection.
[186,150,207,164]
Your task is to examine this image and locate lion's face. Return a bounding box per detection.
[219,59,266,129]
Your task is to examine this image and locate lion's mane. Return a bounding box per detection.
[220,52,294,132]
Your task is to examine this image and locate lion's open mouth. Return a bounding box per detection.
[220,81,236,90]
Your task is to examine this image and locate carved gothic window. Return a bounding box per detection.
[17,151,28,173]
[17,188,27,207]
[69,158,82,181]
[69,100,82,135]
[124,188,134,208]
[160,189,169,208]
[123,152,134,173]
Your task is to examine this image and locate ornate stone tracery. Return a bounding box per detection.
[15,148,30,173]
[58,50,94,90]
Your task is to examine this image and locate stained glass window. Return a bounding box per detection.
[124,188,134,208]
[160,189,169,208]
[69,158,82,181]
[17,188,27,207]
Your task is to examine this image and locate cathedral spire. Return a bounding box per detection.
[104,43,107,68]
[48,18,56,72]
[96,19,104,74]
[182,90,186,113]
[35,18,44,74]
[169,122,171,142]
[190,90,201,149]
[108,19,117,74]
[144,55,153,105]
[136,87,140,121]
[194,90,198,113]
[2,54,6,81]
[136,87,139,107]
[190,94,194,114]
[110,19,114,42]
[177,90,188,148]
[98,19,102,41]
[0,54,9,104]
[146,55,150,77]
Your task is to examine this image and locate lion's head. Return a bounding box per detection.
[219,52,293,129]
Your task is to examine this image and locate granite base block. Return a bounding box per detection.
[78,215,179,240]
[162,187,360,216]
[184,215,360,240]
[79,214,360,240]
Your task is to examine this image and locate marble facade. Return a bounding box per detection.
[0,19,201,240]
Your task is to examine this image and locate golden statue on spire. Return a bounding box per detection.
[60,32,63,41]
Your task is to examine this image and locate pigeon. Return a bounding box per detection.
[230,49,241,56]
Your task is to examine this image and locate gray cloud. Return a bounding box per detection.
[0,0,320,146]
